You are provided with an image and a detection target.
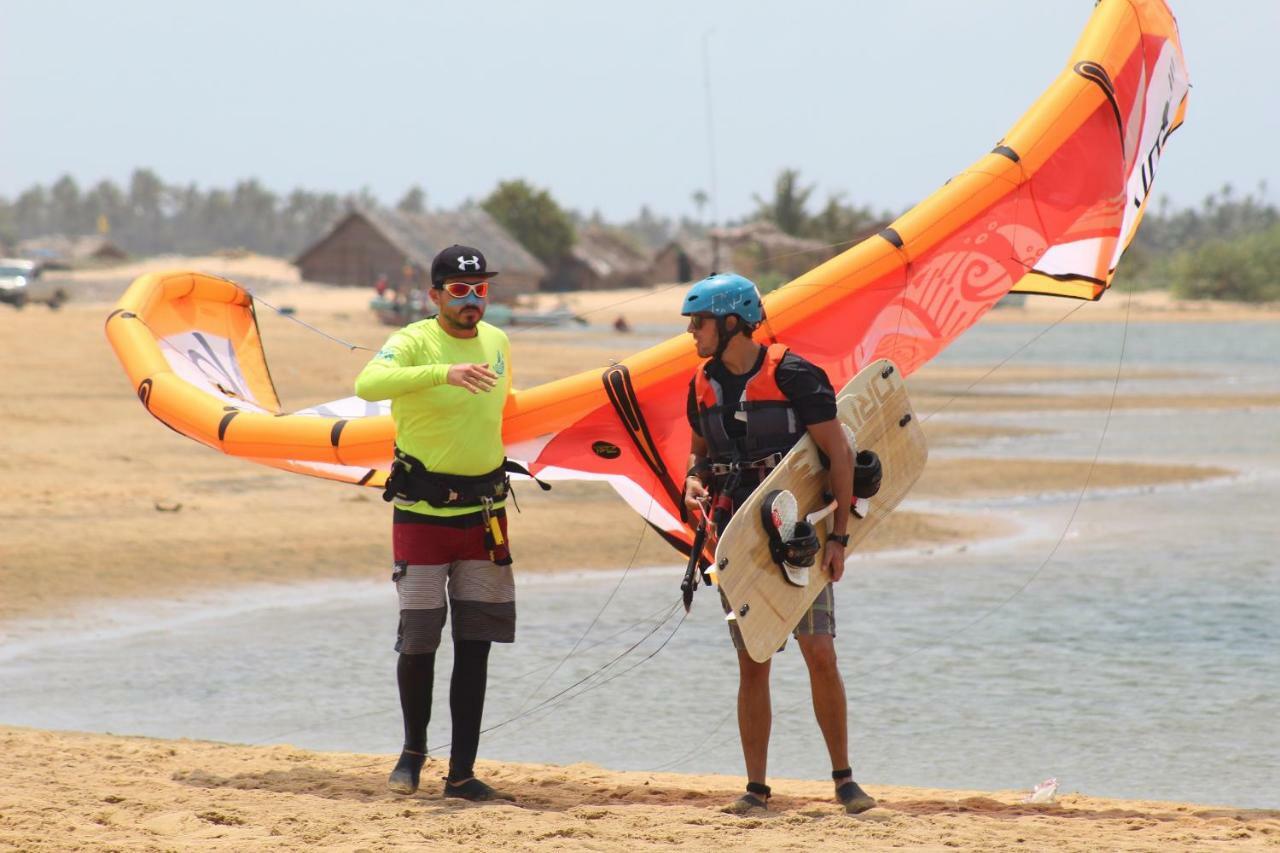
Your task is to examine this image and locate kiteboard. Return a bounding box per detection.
[708,358,927,663]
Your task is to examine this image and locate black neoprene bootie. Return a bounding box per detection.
[722,781,771,814]
[387,750,426,795]
[443,776,513,802]
[833,769,876,814]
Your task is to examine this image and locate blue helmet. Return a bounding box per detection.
[680,273,763,325]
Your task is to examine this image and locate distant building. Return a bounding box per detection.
[649,221,839,285]
[293,207,547,301]
[546,226,651,291]
[650,235,715,285]
[16,234,128,268]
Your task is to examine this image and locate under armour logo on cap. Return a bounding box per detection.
[431,244,500,288]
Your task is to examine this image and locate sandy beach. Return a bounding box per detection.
[2,264,1276,850]
[2,725,1277,853]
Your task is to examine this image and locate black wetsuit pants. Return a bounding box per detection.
[397,639,492,781]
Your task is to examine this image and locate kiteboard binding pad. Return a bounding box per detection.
[759,490,820,588]
[709,358,927,663]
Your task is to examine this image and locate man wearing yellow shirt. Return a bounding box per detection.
[354,244,515,802]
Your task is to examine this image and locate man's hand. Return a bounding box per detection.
[684,476,709,520]
[823,541,847,582]
[447,363,498,394]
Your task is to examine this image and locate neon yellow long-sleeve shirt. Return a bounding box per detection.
[355,317,511,517]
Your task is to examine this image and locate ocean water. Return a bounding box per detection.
[1,321,1277,808]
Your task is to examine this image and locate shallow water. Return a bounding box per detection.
[1,321,1277,808]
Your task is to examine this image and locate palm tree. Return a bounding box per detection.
[692,189,709,223]
[397,186,427,214]
[753,169,814,236]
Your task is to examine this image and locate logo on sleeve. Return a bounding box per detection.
[494,350,506,376]
[376,348,397,361]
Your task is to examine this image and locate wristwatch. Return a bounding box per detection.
[827,532,850,547]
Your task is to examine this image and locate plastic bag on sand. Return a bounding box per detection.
[1023,777,1059,804]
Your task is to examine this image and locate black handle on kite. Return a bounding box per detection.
[681,521,708,613]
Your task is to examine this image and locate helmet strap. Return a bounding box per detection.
[713,316,734,361]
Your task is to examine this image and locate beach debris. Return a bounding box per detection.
[153,500,183,512]
[1024,777,1059,804]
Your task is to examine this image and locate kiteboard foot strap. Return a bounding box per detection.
[854,449,882,499]
[760,490,820,588]
[802,447,882,525]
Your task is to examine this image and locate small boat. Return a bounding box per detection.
[370,294,434,326]
[506,305,586,327]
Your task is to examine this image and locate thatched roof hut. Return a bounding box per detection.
[650,221,837,285]
[546,227,651,291]
[650,234,716,285]
[294,207,547,300]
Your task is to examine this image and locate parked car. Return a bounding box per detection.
[0,259,66,309]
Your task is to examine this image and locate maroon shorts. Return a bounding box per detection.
[391,508,515,654]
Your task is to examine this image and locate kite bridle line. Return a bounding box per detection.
[461,599,687,753]
[245,469,690,759]
[509,472,662,718]
[249,290,377,352]
[430,469,697,755]
[349,600,688,770]
[246,593,685,752]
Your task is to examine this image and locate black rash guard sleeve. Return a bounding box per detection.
[774,352,837,425]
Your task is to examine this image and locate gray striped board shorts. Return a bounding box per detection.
[721,583,836,653]
[391,507,516,654]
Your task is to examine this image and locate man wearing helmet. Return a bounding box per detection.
[681,273,876,815]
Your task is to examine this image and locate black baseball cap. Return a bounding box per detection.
[430,244,500,288]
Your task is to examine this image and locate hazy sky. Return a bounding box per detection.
[3,1,1276,222]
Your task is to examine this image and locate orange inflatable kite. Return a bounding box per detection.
[106,0,1189,557]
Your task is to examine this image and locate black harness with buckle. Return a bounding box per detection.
[707,451,784,478]
[382,446,549,509]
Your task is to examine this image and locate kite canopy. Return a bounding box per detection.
[106,0,1189,558]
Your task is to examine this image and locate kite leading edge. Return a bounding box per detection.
[104,0,1189,559]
